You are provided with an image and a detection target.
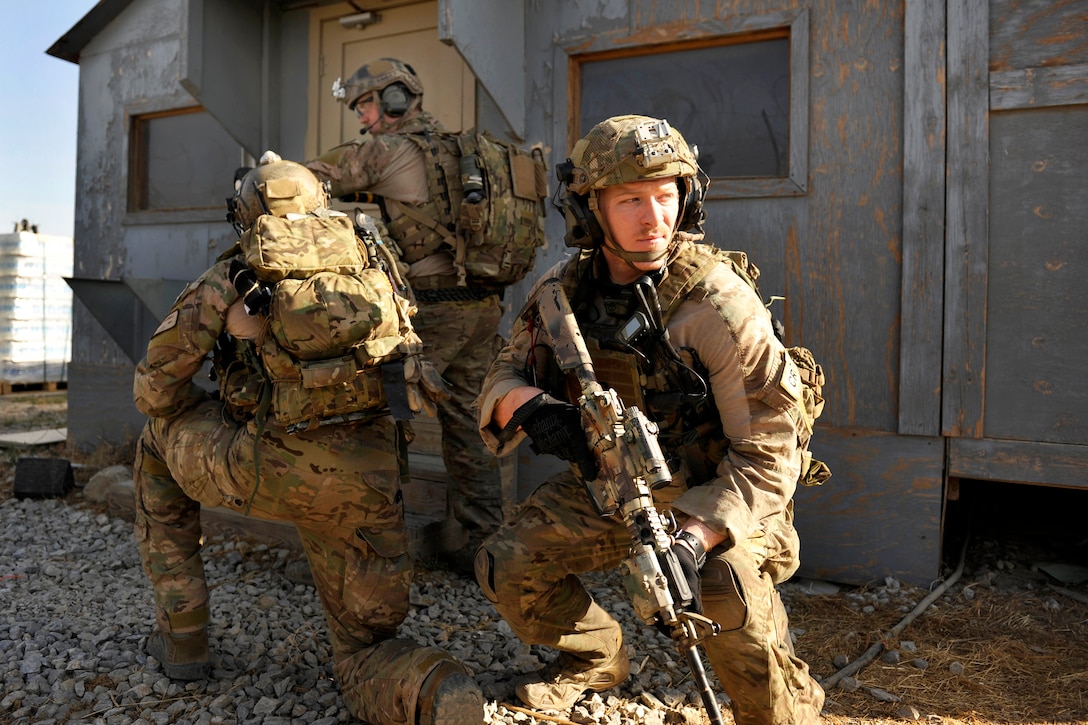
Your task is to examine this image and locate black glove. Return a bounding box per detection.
[655,540,704,638]
[652,539,705,635]
[670,540,703,615]
[228,258,271,315]
[515,394,599,481]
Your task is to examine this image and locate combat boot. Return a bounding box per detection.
[442,536,486,578]
[416,659,484,725]
[146,629,211,681]
[516,646,630,711]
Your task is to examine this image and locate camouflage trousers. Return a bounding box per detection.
[412,295,505,546]
[134,400,459,724]
[475,470,825,725]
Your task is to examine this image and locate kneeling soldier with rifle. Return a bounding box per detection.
[474,116,826,725]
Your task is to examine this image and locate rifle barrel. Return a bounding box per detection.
[685,645,726,725]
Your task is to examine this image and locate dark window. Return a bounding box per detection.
[129,108,241,211]
[570,10,809,198]
[579,38,790,179]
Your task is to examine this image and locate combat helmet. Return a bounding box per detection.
[331,57,423,117]
[557,115,706,249]
[227,151,329,234]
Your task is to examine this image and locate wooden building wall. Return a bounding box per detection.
[507,0,947,586]
[58,0,1087,587]
[945,0,1088,491]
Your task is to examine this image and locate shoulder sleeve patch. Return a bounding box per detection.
[779,350,804,401]
[152,310,180,338]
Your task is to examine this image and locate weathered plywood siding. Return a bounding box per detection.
[800,0,905,433]
[793,430,943,586]
[985,106,1088,446]
[979,0,1088,461]
[899,0,946,437]
[70,0,195,448]
[67,0,313,450]
[989,0,1088,72]
[942,0,989,438]
[942,0,1088,488]
[73,0,191,356]
[949,437,1088,489]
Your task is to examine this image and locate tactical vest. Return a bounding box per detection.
[384,129,547,289]
[214,211,416,432]
[553,242,830,492]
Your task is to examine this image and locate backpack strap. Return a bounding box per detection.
[397,131,469,285]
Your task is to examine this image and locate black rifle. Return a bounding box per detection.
[532,278,725,725]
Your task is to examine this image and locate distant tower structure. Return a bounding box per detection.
[0,222,73,387]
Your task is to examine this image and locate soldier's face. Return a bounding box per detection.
[353,94,381,130]
[597,177,679,284]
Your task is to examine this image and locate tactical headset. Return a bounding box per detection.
[554,160,707,250]
[377,82,412,117]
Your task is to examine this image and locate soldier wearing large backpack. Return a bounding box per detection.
[306,58,531,574]
[131,153,483,725]
[473,116,827,724]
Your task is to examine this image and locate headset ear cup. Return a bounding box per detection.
[562,192,602,249]
[678,175,706,231]
[380,83,411,117]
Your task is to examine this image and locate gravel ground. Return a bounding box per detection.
[1,487,738,725]
[5,471,1088,725]
[5,395,1088,724]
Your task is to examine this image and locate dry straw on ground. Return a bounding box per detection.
[793,581,1088,723]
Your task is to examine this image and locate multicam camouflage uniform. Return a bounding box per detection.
[476,243,822,722]
[307,98,504,559]
[132,211,476,723]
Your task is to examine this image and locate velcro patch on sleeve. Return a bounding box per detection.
[152,310,180,338]
[779,350,804,401]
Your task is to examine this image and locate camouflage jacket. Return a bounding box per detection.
[134,259,238,420]
[305,110,444,201]
[477,238,807,548]
[306,112,465,281]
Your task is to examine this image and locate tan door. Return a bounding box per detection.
[306,1,476,158]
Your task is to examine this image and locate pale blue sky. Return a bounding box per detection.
[0,2,99,240]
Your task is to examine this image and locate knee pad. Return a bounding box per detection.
[701,558,749,632]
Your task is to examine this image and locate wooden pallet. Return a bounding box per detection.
[0,380,67,395]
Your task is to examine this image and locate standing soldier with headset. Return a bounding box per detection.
[473,116,827,723]
[131,153,483,725]
[306,58,505,574]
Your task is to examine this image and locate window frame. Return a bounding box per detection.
[125,105,244,224]
[566,9,809,199]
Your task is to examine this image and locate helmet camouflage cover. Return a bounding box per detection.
[331,57,424,109]
[566,115,699,195]
[230,151,329,232]
[560,115,704,249]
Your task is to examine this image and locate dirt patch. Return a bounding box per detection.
[0,389,67,434]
